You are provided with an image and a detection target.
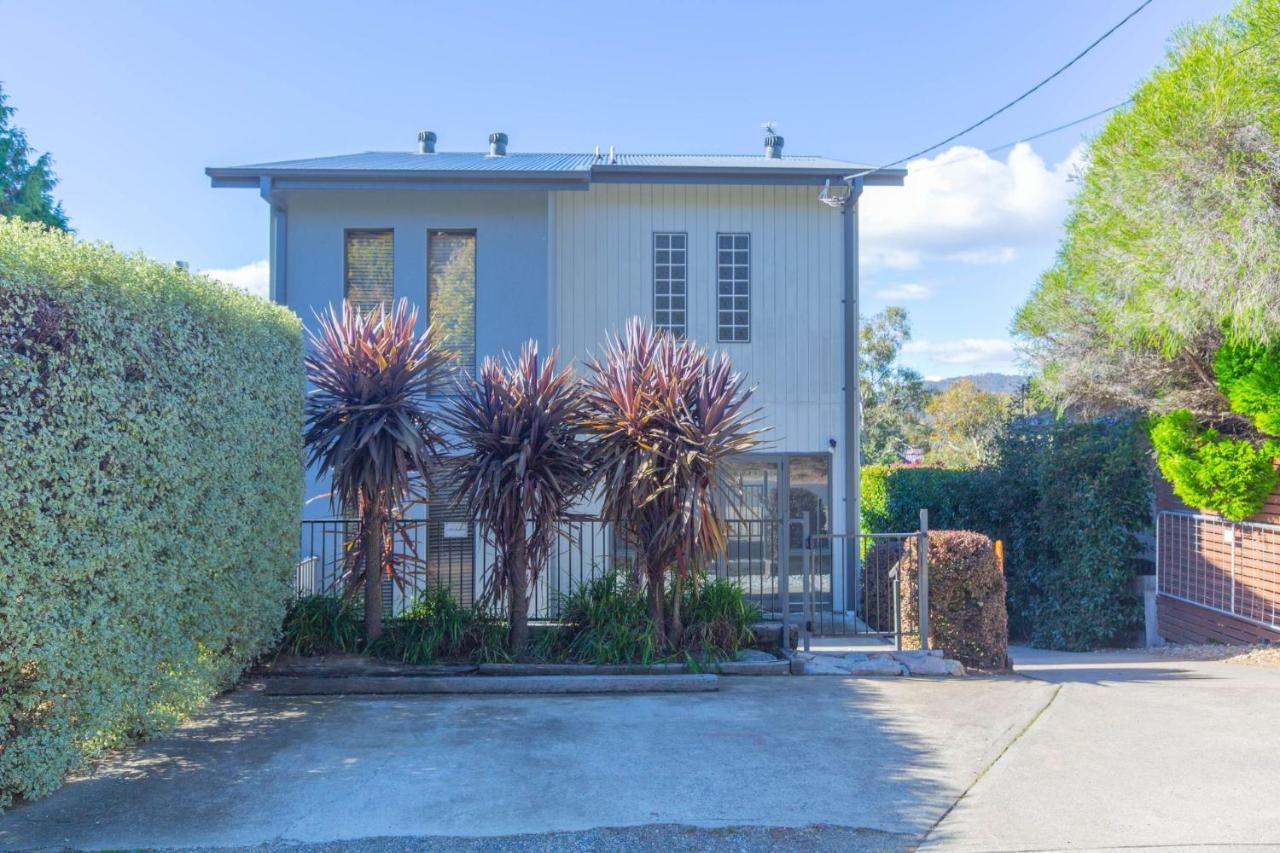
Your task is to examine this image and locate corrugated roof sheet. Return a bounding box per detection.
[233,151,596,173]
[606,153,875,171]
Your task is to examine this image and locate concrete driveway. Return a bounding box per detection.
[0,649,1277,851]
[925,647,1280,851]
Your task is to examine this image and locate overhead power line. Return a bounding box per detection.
[904,26,1280,176]
[846,0,1154,180]
[908,100,1131,174]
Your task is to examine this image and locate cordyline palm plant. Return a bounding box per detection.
[583,318,764,645]
[304,299,453,642]
[446,342,594,653]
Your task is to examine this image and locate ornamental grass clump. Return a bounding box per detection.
[445,342,594,653]
[676,574,760,661]
[303,299,452,642]
[280,595,362,657]
[552,569,663,664]
[364,587,510,664]
[583,319,763,648]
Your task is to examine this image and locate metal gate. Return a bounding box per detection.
[793,509,931,650]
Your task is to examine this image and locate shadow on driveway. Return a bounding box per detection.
[0,675,1054,850]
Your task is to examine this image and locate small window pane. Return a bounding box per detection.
[653,232,687,338]
[716,233,749,343]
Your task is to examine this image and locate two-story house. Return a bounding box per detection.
[207,130,904,628]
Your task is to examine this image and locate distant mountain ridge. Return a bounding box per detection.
[924,373,1027,394]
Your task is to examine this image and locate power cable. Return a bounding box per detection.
[845,0,1154,180]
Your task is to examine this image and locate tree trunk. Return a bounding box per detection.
[363,504,385,644]
[508,540,530,655]
[647,565,666,649]
[669,566,684,648]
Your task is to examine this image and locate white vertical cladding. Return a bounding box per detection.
[551,183,845,456]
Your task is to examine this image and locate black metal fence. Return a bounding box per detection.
[297,516,618,619]
[298,514,806,621]
[296,512,928,644]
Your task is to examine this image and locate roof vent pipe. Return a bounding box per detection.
[488,131,508,157]
[764,132,784,159]
[418,130,437,154]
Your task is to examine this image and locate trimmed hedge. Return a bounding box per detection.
[861,464,991,534]
[0,219,303,809]
[899,531,1008,670]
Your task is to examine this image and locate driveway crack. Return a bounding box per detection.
[919,682,1063,848]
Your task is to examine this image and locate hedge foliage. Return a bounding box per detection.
[1149,409,1280,522]
[862,416,1151,650]
[899,532,1008,670]
[1145,340,1280,521]
[0,219,304,809]
[861,465,987,534]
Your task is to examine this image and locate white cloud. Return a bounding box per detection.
[903,337,1021,370]
[200,259,270,300]
[860,142,1085,271]
[872,282,932,301]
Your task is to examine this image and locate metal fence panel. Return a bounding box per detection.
[1157,510,1280,631]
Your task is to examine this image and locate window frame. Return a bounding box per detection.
[426,228,478,394]
[342,227,395,315]
[716,232,751,343]
[652,231,688,338]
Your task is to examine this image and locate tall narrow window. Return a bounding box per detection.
[428,230,476,391]
[653,232,687,338]
[717,233,750,342]
[344,230,394,315]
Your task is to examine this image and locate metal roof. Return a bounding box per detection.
[227,151,596,174]
[207,150,906,189]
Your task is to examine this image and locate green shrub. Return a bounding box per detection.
[0,219,303,810]
[860,465,992,534]
[1214,340,1280,436]
[862,415,1151,650]
[280,595,361,657]
[1149,409,1280,521]
[899,531,1008,670]
[990,417,1149,648]
[676,575,760,661]
[364,587,510,664]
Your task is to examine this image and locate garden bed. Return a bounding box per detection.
[252,650,787,688]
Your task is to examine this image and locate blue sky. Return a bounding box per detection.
[4,0,1234,378]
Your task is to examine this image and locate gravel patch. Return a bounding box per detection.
[166,824,911,852]
[1152,643,1280,668]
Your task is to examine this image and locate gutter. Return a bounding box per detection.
[206,165,905,191]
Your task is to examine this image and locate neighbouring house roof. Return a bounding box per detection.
[207,150,906,191]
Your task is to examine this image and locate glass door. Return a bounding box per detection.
[721,459,783,619]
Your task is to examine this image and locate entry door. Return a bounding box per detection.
[720,459,784,619]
